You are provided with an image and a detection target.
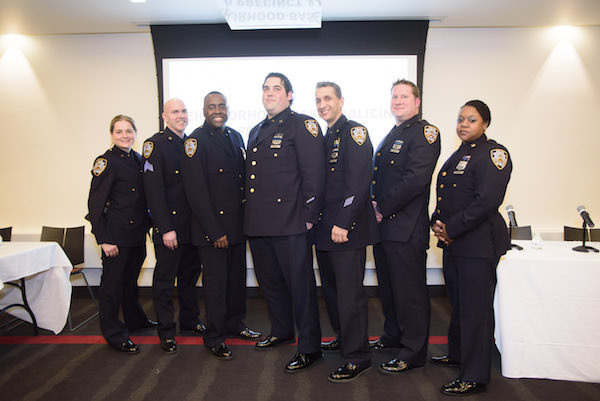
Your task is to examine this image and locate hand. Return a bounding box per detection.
[305,222,314,230]
[214,235,229,249]
[372,201,383,223]
[162,230,178,250]
[331,225,349,244]
[432,220,453,245]
[101,243,119,258]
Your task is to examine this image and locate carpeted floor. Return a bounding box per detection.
[1,290,599,401]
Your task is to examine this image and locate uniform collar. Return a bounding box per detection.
[263,107,292,126]
[110,146,131,157]
[462,133,488,148]
[396,114,420,129]
[201,122,229,136]
[328,114,348,136]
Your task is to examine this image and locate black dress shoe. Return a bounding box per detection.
[238,327,262,340]
[379,358,412,374]
[255,335,295,350]
[119,339,140,354]
[328,362,371,383]
[141,319,159,329]
[431,355,460,367]
[369,338,388,351]
[182,321,206,335]
[160,338,177,354]
[207,343,233,360]
[440,379,487,396]
[320,338,340,351]
[284,351,322,373]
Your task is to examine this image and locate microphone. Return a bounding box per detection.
[505,204,518,228]
[577,206,595,228]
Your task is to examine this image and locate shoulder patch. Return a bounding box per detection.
[350,126,367,146]
[184,138,197,158]
[490,149,508,170]
[143,141,154,159]
[423,125,439,144]
[304,119,319,138]
[92,158,107,176]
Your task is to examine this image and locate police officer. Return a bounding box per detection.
[314,82,379,382]
[86,114,156,354]
[142,98,205,354]
[431,100,512,396]
[181,91,261,360]
[245,72,326,373]
[371,79,441,374]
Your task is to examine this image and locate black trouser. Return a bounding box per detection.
[152,243,201,339]
[443,250,498,384]
[249,233,321,354]
[373,240,430,366]
[199,242,247,347]
[99,245,149,348]
[316,248,371,368]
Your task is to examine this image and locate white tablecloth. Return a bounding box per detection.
[0,242,73,334]
[494,240,600,383]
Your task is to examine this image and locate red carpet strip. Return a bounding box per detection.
[0,335,447,345]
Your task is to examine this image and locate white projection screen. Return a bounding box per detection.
[162,55,417,147]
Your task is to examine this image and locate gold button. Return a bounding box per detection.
[331,167,335,171]
[250,174,255,179]
[277,198,282,203]
[238,174,242,178]
[131,188,136,191]
[371,195,375,199]
[249,188,255,193]
[219,210,224,215]
[453,183,457,187]
[440,184,444,188]
[219,168,223,173]
[273,153,278,157]
[175,170,179,174]
[253,147,257,152]
[438,197,442,201]
[251,161,256,166]
[372,180,376,185]
[172,210,177,215]
[437,209,441,213]
[374,166,378,171]
[129,220,134,224]
[390,160,395,164]
[442,171,447,176]
[376,152,381,156]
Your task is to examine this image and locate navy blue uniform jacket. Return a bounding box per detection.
[315,115,379,251]
[142,127,192,245]
[86,147,149,247]
[372,115,441,246]
[181,124,246,247]
[244,107,326,237]
[432,134,512,258]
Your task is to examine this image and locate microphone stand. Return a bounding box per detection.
[573,221,599,253]
[509,224,523,251]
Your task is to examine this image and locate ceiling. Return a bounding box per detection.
[1,0,599,36]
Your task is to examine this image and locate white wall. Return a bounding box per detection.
[1,26,598,285]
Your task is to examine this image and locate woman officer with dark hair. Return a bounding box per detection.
[430,100,512,396]
[86,114,157,353]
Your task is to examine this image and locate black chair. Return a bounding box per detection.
[0,226,11,242]
[40,226,99,331]
[0,226,39,335]
[563,226,590,242]
[509,225,532,240]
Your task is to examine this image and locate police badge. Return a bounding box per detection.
[92,158,107,176]
[304,119,319,137]
[350,126,367,146]
[423,125,439,144]
[184,138,197,158]
[143,141,154,159]
[490,149,508,170]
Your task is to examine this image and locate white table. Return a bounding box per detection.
[0,242,73,334]
[494,240,600,383]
